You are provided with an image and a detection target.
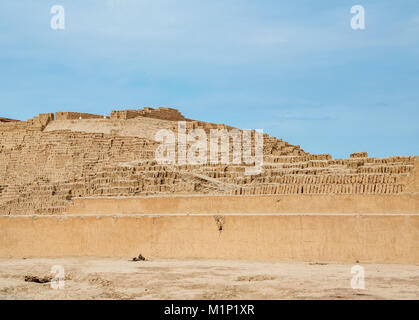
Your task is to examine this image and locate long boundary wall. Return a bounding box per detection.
[66,194,419,214]
[1,214,418,264]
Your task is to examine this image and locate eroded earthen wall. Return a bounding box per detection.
[55,112,104,120]
[1,214,418,264]
[110,107,186,121]
[0,108,417,215]
[65,194,419,214]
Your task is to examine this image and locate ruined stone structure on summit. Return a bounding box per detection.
[0,117,19,123]
[0,106,417,215]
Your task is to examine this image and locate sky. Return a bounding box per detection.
[0,0,418,158]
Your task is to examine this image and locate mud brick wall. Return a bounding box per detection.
[139,107,186,121]
[1,214,418,263]
[351,152,368,158]
[110,107,186,121]
[0,108,417,214]
[55,112,104,120]
[0,117,19,122]
[110,109,140,120]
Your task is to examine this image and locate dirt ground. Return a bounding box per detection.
[0,258,418,300]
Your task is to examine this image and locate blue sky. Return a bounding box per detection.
[0,0,418,158]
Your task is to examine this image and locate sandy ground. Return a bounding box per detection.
[0,258,418,300]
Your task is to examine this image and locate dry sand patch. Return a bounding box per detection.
[0,258,417,300]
